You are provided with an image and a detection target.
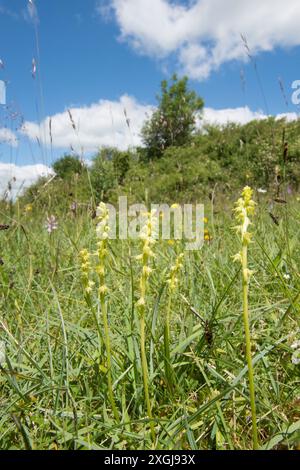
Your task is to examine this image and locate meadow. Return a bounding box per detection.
[0,186,299,450]
[1,1,300,454]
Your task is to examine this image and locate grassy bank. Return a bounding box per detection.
[0,191,299,449]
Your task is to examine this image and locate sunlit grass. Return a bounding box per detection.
[0,193,299,450]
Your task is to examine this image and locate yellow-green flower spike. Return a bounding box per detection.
[234,186,256,247]
[136,210,158,310]
[96,202,111,297]
[79,249,93,294]
[167,253,185,291]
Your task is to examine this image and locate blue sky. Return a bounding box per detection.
[0,0,300,194]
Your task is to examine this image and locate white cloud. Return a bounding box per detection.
[0,128,18,147]
[202,106,266,126]
[21,96,299,153]
[275,112,299,122]
[21,95,153,153]
[97,0,300,79]
[0,162,52,200]
[202,107,299,126]
[6,98,298,197]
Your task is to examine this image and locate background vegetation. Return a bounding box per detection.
[0,76,299,450]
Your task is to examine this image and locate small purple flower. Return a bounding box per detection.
[45,215,58,234]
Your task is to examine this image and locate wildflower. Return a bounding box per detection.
[136,210,158,309]
[233,186,258,450]
[95,202,119,421]
[96,202,111,297]
[45,215,58,234]
[79,249,93,294]
[292,354,300,365]
[291,340,300,365]
[86,280,95,294]
[171,203,180,209]
[233,186,256,249]
[136,297,146,308]
[167,253,184,291]
[136,210,157,440]
[99,285,108,295]
[25,204,33,213]
[203,217,208,224]
[257,188,267,194]
[164,251,185,393]
[204,228,212,242]
[233,252,242,263]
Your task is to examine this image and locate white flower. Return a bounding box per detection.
[292,351,300,365]
[257,188,267,194]
[291,340,300,365]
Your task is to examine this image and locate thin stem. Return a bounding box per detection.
[100,293,119,422]
[140,309,155,442]
[164,294,174,392]
[242,244,259,450]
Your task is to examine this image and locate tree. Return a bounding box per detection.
[112,150,131,184]
[53,155,84,179]
[90,149,117,200]
[141,74,204,159]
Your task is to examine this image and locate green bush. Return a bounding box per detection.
[52,155,84,179]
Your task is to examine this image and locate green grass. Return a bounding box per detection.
[0,193,299,450]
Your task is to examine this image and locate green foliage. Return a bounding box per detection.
[195,118,300,190]
[141,74,204,159]
[112,149,132,184]
[19,117,300,211]
[0,196,299,449]
[3,90,300,449]
[90,148,117,201]
[52,155,84,179]
[118,145,224,204]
